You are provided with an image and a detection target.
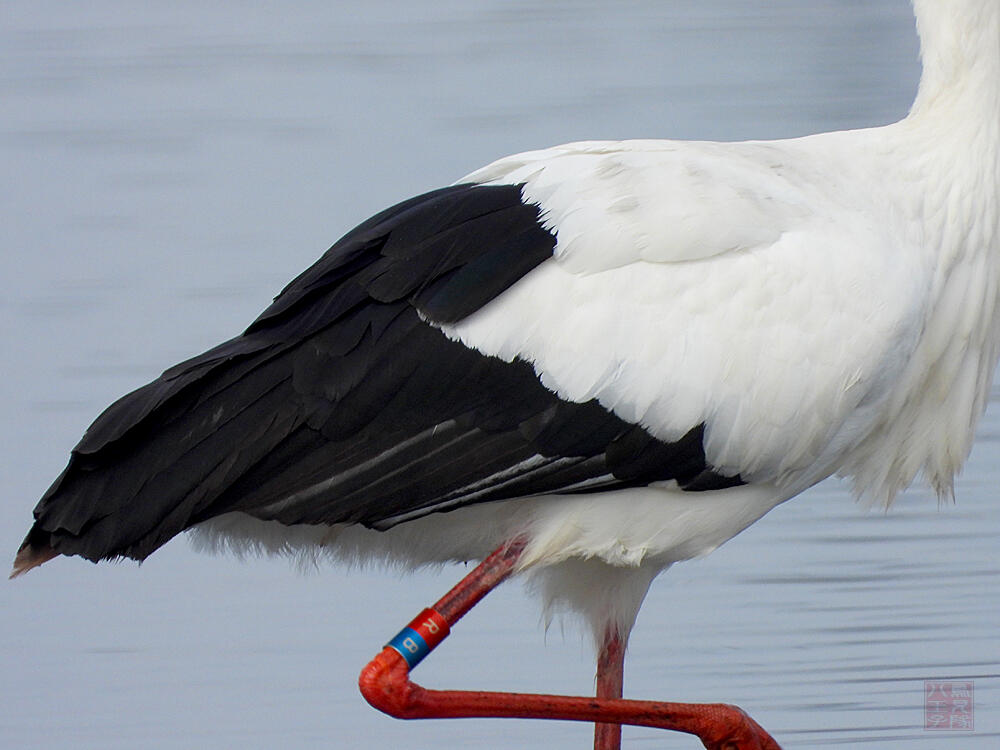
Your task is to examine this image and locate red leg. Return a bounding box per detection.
[594,627,625,750]
[359,539,782,750]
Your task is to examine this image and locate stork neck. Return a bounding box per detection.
[908,0,1000,123]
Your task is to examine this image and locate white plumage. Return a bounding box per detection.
[186,0,1000,646]
[454,125,999,507]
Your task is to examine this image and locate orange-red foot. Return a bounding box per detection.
[680,702,782,750]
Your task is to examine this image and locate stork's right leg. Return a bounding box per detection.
[594,626,626,750]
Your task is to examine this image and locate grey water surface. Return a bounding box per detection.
[2,1,997,748]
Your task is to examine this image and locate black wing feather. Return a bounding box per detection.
[20,183,740,566]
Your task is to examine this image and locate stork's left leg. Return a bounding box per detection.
[359,538,782,750]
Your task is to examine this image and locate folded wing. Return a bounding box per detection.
[18,181,744,570]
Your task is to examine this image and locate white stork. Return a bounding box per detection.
[12,1,1000,748]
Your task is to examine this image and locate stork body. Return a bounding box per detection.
[13,1,1000,748]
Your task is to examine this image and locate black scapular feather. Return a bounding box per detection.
[21,183,741,565]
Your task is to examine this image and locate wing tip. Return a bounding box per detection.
[9,541,59,579]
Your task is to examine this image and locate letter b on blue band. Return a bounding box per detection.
[387,627,430,668]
